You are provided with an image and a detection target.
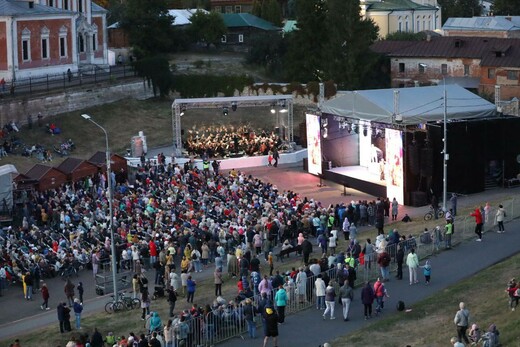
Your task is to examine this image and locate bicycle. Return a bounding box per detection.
[104,291,140,314]
[424,206,444,221]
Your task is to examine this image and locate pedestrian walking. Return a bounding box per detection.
[167,287,177,317]
[396,244,404,280]
[505,278,519,311]
[64,278,75,306]
[377,250,391,282]
[73,298,83,329]
[373,278,389,315]
[214,267,223,297]
[272,147,279,168]
[470,207,483,241]
[41,283,50,310]
[262,306,279,347]
[77,281,84,304]
[141,288,150,320]
[445,220,453,249]
[338,279,354,321]
[450,193,458,216]
[453,302,470,344]
[406,248,419,285]
[323,281,336,320]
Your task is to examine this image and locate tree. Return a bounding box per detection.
[262,0,282,27]
[492,0,520,15]
[246,32,287,78]
[189,11,227,48]
[283,0,328,82]
[437,0,481,24]
[134,56,173,97]
[252,0,262,17]
[385,31,425,41]
[119,0,175,57]
[322,0,379,90]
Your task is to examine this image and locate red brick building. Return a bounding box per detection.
[0,0,108,82]
[371,36,520,100]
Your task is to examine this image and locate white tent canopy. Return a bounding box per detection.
[321,85,497,125]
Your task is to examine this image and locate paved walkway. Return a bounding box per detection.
[0,161,518,343]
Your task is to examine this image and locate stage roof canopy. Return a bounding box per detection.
[321,85,497,125]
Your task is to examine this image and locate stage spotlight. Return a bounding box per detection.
[270,108,276,114]
[180,106,186,117]
[371,126,377,138]
[379,129,385,139]
[353,125,359,134]
[363,125,368,137]
[231,102,237,112]
[223,107,229,116]
[280,107,288,113]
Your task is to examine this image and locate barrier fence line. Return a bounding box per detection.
[176,197,519,346]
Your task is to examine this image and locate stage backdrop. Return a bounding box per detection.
[306,113,322,175]
[385,128,404,204]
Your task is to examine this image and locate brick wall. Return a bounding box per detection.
[0,22,7,71]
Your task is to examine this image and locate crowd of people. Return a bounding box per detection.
[183,124,283,158]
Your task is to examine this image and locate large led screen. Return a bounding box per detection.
[306,113,322,175]
[385,128,404,204]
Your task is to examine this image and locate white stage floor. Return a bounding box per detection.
[328,165,386,187]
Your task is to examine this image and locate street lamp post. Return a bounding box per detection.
[442,78,448,212]
[81,114,118,298]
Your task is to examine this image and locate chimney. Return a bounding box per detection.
[426,34,431,42]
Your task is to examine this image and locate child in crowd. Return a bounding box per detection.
[421,260,432,285]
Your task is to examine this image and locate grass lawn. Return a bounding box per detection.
[333,252,520,347]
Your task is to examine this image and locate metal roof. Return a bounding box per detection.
[222,13,280,31]
[0,0,74,16]
[367,0,437,12]
[443,16,520,32]
[371,36,520,67]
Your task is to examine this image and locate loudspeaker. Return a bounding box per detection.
[410,191,428,207]
[407,143,420,176]
[420,147,433,177]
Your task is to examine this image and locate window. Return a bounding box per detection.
[238,34,244,43]
[428,21,431,30]
[22,40,30,61]
[405,21,409,32]
[464,64,470,76]
[59,26,68,57]
[48,0,53,6]
[213,6,221,13]
[78,35,85,53]
[488,68,495,79]
[507,70,519,80]
[78,0,83,12]
[21,28,31,62]
[234,5,241,13]
[417,20,420,31]
[441,64,447,75]
[225,6,232,13]
[398,22,402,32]
[221,35,227,43]
[418,63,425,73]
[423,20,426,30]
[63,0,69,10]
[399,63,405,73]
[92,24,98,51]
[41,26,50,60]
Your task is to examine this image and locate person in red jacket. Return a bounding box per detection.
[41,282,50,310]
[149,239,158,267]
[470,207,483,241]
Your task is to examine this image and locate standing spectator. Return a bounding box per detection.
[406,248,419,285]
[186,276,196,303]
[214,268,223,297]
[263,306,279,347]
[450,337,465,347]
[395,244,404,280]
[91,328,104,347]
[361,281,375,320]
[323,280,336,320]
[315,274,326,310]
[164,319,174,347]
[174,316,190,347]
[495,204,506,233]
[377,250,391,282]
[363,238,375,270]
[484,202,491,224]
[431,194,439,219]
[64,278,75,306]
[0,77,5,92]
[73,298,83,330]
[57,302,67,333]
[67,68,72,82]
[470,207,483,241]
[268,252,274,276]
[77,282,84,304]
[338,279,354,321]
[506,278,519,311]
[141,288,150,320]
[453,302,470,345]
[301,237,313,266]
[295,268,307,304]
[167,287,177,318]
[445,220,453,249]
[450,193,458,216]
[274,284,287,323]
[41,283,50,310]
[258,275,273,298]
[24,271,33,300]
[391,198,398,221]
[91,249,99,278]
[243,298,257,339]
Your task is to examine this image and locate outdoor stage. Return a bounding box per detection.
[324,165,387,198]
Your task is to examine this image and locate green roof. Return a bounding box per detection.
[221,13,280,31]
[367,0,437,11]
